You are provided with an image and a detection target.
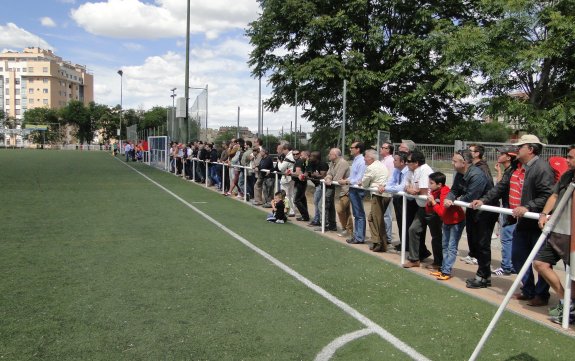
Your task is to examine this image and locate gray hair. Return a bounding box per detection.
[364,149,378,161]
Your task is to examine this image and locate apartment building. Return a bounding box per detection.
[0,47,94,121]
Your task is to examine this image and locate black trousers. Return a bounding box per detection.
[294,181,309,220]
[466,209,498,279]
[323,187,337,230]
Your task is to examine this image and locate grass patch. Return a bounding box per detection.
[1,150,573,360]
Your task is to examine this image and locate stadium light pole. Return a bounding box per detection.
[117,70,123,142]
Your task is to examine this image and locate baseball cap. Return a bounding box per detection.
[513,134,546,146]
[496,145,518,157]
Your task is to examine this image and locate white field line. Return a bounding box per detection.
[122,161,431,361]
[314,328,374,361]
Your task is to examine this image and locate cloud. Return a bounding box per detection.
[93,38,311,134]
[0,23,52,50]
[122,42,144,51]
[40,17,57,27]
[70,0,259,40]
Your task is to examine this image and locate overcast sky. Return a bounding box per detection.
[0,0,310,135]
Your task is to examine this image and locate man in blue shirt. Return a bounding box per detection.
[380,151,410,250]
[340,141,367,244]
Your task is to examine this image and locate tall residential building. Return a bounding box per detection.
[0,47,94,120]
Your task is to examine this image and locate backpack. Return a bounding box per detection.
[548,156,568,183]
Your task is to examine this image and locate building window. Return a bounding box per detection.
[5,88,8,95]
[29,79,34,83]
[5,78,8,84]
[5,99,8,105]
[15,99,20,105]
[43,89,48,93]
[43,99,48,105]
[22,68,26,73]
[29,98,34,104]
[15,79,20,85]
[29,88,34,94]
[15,109,20,115]
[28,67,34,72]
[42,67,48,73]
[0,67,3,71]
[16,68,20,72]
[15,89,20,95]
[43,78,49,83]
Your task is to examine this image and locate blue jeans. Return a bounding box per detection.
[348,188,366,242]
[312,185,322,224]
[499,219,516,273]
[384,202,393,243]
[441,221,466,275]
[513,229,550,299]
[209,164,222,188]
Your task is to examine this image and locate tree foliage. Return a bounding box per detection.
[248,0,575,145]
[247,0,481,146]
[439,0,575,142]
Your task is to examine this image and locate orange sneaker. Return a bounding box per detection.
[429,271,442,277]
[436,273,452,281]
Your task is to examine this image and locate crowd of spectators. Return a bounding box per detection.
[166,136,574,326]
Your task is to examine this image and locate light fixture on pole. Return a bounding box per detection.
[117,70,123,141]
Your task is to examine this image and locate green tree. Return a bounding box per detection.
[247,0,478,146]
[141,106,168,130]
[439,0,575,140]
[22,107,61,145]
[60,100,92,143]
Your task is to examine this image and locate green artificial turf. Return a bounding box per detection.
[0,150,573,361]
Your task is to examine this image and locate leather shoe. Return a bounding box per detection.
[402,260,420,268]
[527,296,549,307]
[466,277,491,289]
[346,238,363,244]
[512,293,533,301]
[371,243,387,252]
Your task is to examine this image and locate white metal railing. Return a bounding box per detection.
[320,180,574,338]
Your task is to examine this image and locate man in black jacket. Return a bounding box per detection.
[446,149,498,288]
[471,134,554,305]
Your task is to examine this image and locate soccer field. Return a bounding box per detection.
[1,150,573,361]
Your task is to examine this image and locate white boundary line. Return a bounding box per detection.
[314,328,374,361]
[120,161,431,361]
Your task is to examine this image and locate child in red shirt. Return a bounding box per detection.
[426,172,466,280]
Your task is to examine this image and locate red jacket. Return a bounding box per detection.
[427,185,465,225]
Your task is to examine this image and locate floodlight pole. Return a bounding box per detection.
[117,70,123,142]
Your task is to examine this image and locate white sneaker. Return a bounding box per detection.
[337,230,349,237]
[461,255,478,265]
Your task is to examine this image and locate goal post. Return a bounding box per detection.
[148,136,169,171]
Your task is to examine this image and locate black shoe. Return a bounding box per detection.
[371,243,386,252]
[419,250,432,261]
[466,277,491,289]
[346,238,364,244]
[296,217,310,222]
[308,221,320,227]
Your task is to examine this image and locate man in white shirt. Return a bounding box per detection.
[403,150,439,268]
